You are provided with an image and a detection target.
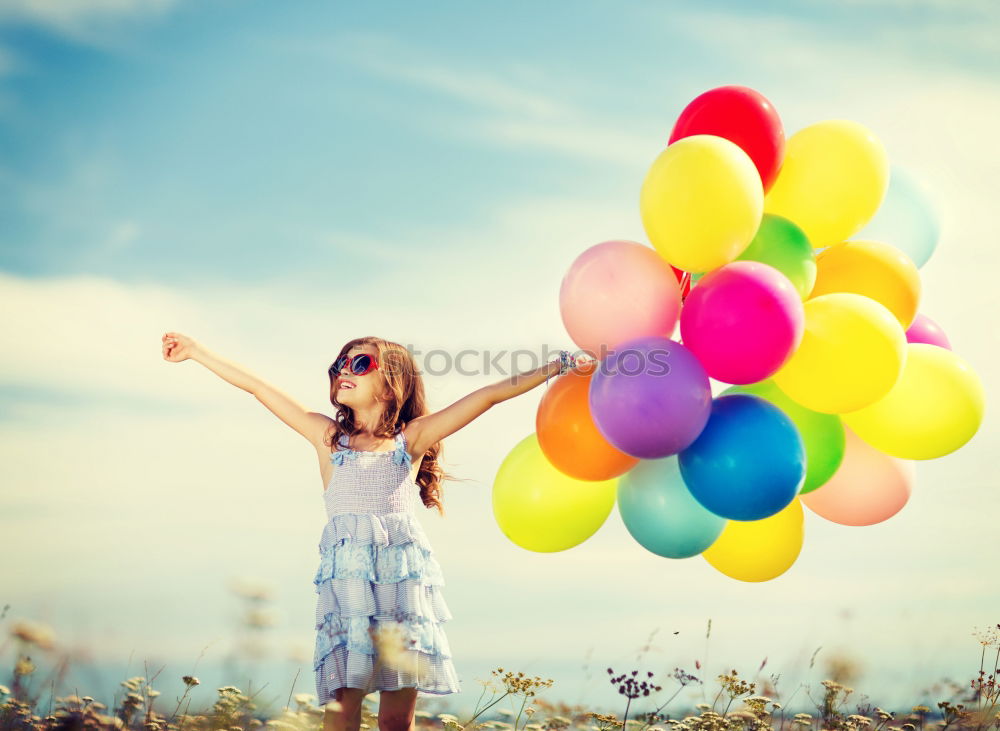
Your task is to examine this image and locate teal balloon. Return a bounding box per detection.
[617,455,725,558]
[855,165,940,268]
[723,379,845,494]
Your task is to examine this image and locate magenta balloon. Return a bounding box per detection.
[679,261,804,384]
[588,335,712,458]
[560,240,681,358]
[905,313,951,350]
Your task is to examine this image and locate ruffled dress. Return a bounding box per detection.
[314,426,461,704]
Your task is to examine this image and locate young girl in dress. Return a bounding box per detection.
[160,332,584,731]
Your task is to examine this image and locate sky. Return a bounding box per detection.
[1,0,998,719]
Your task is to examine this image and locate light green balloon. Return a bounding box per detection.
[723,380,844,494]
[735,214,817,299]
[688,215,815,298]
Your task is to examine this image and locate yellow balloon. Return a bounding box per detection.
[640,134,763,273]
[810,239,922,329]
[702,498,804,582]
[492,433,618,552]
[842,343,985,459]
[773,293,907,414]
[764,120,889,248]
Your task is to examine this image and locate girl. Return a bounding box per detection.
[160,332,584,731]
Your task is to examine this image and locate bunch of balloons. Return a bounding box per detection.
[492,85,985,582]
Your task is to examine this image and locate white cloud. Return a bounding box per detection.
[283,30,575,121]
[0,0,180,49]
[257,30,664,168]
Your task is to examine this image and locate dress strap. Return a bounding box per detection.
[394,428,412,470]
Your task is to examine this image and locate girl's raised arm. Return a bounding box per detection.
[406,351,588,459]
[161,331,331,447]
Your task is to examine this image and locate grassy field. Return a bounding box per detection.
[2,610,997,731]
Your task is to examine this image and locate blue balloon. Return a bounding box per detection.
[617,455,725,558]
[678,394,805,520]
[855,165,940,269]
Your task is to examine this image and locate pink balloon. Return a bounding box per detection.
[801,427,914,526]
[560,240,681,358]
[679,261,804,384]
[905,312,951,350]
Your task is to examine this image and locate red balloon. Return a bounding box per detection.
[670,264,692,301]
[668,85,785,193]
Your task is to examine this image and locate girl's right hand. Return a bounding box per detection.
[162,332,200,363]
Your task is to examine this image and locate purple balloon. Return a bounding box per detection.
[905,312,951,350]
[588,335,712,458]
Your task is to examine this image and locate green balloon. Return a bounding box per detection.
[686,215,815,295]
[735,214,817,299]
[723,380,845,494]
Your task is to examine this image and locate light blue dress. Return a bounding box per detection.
[313,426,461,704]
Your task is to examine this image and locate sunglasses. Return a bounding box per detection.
[328,353,380,378]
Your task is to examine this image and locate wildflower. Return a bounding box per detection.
[247,608,278,628]
[14,657,35,675]
[608,667,662,698]
[182,676,200,687]
[491,668,554,697]
[718,669,755,698]
[9,620,56,650]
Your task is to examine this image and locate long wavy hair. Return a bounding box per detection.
[323,336,464,517]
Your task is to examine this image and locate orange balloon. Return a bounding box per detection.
[536,370,639,480]
[809,239,921,329]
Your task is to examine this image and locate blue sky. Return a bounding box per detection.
[1,0,998,718]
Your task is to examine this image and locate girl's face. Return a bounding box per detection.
[333,344,383,406]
